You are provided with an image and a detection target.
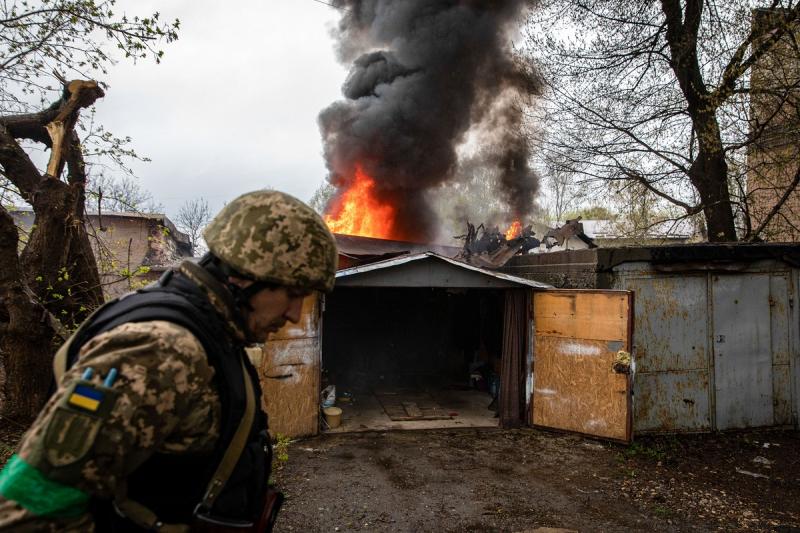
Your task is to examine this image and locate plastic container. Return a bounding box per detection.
[323,406,342,429]
[321,385,336,408]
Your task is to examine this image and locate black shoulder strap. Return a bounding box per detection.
[62,286,226,369]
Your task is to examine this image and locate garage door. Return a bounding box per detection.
[259,293,322,438]
[532,290,633,442]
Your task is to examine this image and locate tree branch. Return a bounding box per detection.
[0,79,104,149]
[712,4,800,104]
[0,124,43,201]
[619,167,700,215]
[44,80,104,178]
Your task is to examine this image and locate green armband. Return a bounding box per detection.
[0,454,88,517]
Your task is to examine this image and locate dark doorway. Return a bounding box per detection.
[321,287,505,431]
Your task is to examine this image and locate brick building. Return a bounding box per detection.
[747,8,800,240]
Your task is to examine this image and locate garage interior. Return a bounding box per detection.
[321,286,505,431]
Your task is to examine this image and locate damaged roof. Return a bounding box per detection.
[335,252,552,289]
[334,234,461,261]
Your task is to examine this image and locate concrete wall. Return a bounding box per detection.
[86,214,191,298]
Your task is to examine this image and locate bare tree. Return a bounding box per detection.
[0,2,178,421]
[527,1,800,242]
[541,157,588,224]
[309,181,336,215]
[87,173,164,214]
[176,198,212,256]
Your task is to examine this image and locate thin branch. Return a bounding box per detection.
[712,4,800,104]
[749,163,800,241]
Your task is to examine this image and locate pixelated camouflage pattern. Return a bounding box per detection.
[204,190,338,292]
[0,321,220,530]
[0,501,94,532]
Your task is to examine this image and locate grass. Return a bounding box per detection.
[622,436,682,463]
[653,505,672,518]
[271,433,291,479]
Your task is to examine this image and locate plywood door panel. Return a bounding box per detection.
[534,292,629,342]
[532,290,632,442]
[260,293,321,438]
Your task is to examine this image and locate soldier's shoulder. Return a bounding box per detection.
[80,320,207,366]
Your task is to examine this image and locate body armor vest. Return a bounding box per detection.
[63,270,270,530]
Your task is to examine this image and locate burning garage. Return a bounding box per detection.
[258,234,637,443]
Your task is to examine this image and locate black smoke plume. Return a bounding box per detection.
[319,0,540,241]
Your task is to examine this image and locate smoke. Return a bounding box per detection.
[319,0,541,241]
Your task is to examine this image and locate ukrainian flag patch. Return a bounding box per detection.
[67,384,104,412]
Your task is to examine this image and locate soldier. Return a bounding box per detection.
[0,190,338,531]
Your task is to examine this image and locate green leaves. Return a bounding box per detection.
[0,0,181,114]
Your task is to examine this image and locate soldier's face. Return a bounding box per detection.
[230,279,309,342]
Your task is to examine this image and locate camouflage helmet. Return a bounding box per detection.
[204,190,338,293]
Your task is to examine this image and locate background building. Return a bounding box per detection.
[11,208,192,299]
[747,9,800,240]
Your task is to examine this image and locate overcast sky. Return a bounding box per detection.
[97,0,347,219]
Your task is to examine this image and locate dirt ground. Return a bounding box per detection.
[273,427,800,533]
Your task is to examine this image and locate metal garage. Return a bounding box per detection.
[259,252,635,442]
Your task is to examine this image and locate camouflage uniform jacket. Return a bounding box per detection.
[0,262,250,531]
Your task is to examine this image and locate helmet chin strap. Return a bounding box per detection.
[198,253,278,343]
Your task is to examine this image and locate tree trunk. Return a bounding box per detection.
[1,312,57,423]
[661,0,739,242]
[0,80,105,420]
[20,172,103,325]
[689,117,738,242]
[0,210,58,422]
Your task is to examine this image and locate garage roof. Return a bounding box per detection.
[335,252,553,289]
[335,233,461,257]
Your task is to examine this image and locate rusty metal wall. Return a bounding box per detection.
[712,274,773,429]
[613,262,798,433]
[616,273,712,433]
[771,273,795,426]
[794,268,800,428]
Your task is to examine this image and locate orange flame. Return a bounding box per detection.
[324,166,396,239]
[505,220,522,240]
